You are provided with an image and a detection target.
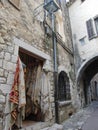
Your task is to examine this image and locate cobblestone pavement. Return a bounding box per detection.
[20,101,98,130]
[62,101,98,130]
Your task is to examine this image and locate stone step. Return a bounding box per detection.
[20,123,63,130]
[41,124,63,130]
[20,122,52,130]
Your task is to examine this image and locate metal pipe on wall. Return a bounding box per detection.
[52,13,59,123]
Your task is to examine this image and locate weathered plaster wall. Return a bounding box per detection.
[68,0,98,108]
[69,0,98,64]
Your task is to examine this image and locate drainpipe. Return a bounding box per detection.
[52,13,59,123]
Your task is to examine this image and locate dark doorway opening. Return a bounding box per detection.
[13,48,45,129]
[78,57,98,106]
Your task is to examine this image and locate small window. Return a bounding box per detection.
[79,37,86,46]
[58,71,71,101]
[86,19,95,40]
[9,0,20,10]
[94,17,98,35]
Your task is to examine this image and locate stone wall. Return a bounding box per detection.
[0,0,55,128]
[0,0,75,128]
[58,101,75,123]
[57,43,76,122]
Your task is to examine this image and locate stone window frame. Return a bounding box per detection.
[58,71,71,101]
[94,17,98,36]
[14,37,51,72]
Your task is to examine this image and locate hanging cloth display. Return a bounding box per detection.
[41,72,52,121]
[9,57,26,126]
[25,63,42,121]
[25,65,38,118]
[33,64,42,104]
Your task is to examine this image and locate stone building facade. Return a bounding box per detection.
[68,0,98,107]
[0,0,75,129]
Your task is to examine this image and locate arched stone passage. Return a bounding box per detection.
[76,55,98,106]
[58,71,71,101]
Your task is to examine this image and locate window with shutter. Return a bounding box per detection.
[86,19,95,40]
[94,17,98,35]
[9,0,20,10]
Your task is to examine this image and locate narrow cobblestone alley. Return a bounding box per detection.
[63,101,98,130]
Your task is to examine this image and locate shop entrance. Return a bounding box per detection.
[19,49,44,125]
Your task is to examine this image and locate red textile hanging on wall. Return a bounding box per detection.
[9,57,20,120]
[9,57,26,125]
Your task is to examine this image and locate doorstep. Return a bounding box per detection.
[20,121,53,130]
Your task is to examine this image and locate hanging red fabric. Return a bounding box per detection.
[9,57,20,120]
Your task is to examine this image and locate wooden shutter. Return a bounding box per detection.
[95,18,98,35]
[86,19,95,39]
[9,0,20,10]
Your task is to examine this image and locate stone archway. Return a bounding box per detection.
[76,55,98,106]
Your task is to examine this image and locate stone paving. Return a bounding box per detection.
[14,101,98,130]
[62,101,98,130]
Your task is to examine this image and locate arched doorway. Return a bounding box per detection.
[77,56,98,106]
[58,71,71,101]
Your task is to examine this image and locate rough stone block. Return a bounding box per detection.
[5,52,11,61]
[50,97,54,102]
[11,55,18,63]
[41,127,50,130]
[0,36,5,44]
[48,128,56,130]
[51,124,63,130]
[7,46,14,53]
[3,61,15,72]
[14,45,19,56]
[7,72,14,85]
[0,51,4,59]
[0,77,6,83]
[0,84,11,93]
[0,29,7,36]
[0,60,3,67]
[0,95,5,103]
[4,70,9,78]
[0,44,7,50]
[6,42,11,46]
[0,68,4,76]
